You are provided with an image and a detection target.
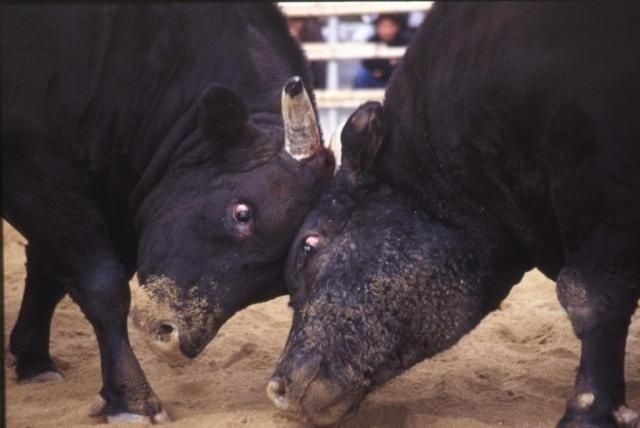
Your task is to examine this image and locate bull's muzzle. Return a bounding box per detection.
[130,276,220,365]
[267,356,360,426]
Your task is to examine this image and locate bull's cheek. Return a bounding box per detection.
[294,295,418,394]
[293,305,379,387]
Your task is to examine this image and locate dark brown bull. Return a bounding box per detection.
[2,4,334,423]
[269,3,640,427]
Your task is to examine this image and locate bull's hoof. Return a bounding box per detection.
[87,395,108,417]
[17,370,63,384]
[558,401,638,428]
[107,410,170,425]
[613,406,639,428]
[11,351,64,384]
[558,413,616,428]
[107,413,150,424]
[6,351,17,367]
[88,395,171,424]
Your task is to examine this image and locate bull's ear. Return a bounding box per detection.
[339,101,384,176]
[198,84,249,139]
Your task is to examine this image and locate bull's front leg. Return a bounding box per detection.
[556,266,639,428]
[67,254,169,424]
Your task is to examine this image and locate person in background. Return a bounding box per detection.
[353,13,412,88]
[288,17,327,89]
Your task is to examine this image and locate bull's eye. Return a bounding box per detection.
[233,204,252,224]
[303,235,320,255]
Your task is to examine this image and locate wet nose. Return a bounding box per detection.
[267,354,322,411]
[267,377,289,410]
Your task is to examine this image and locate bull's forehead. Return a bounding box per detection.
[296,198,458,300]
[260,159,311,203]
[319,188,422,236]
[300,185,358,231]
[171,155,310,218]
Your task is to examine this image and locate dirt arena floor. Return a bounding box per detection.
[4,220,640,427]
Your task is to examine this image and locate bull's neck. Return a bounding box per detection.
[375,133,534,356]
[83,100,202,271]
[415,215,530,365]
[125,102,201,216]
[363,205,531,390]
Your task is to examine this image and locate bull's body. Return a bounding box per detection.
[271,3,640,427]
[2,4,333,422]
[381,2,640,280]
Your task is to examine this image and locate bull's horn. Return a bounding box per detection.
[328,119,346,168]
[282,76,322,160]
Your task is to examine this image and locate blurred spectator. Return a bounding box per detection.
[407,11,427,37]
[354,13,412,88]
[288,17,327,89]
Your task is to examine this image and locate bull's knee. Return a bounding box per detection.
[556,268,598,338]
[69,260,130,325]
[556,267,636,339]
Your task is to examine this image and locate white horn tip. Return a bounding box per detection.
[328,120,346,167]
[284,76,304,98]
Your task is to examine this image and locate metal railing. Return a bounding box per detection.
[279,1,432,133]
[280,2,433,17]
[301,41,407,61]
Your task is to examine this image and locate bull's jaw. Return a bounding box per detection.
[130,275,225,366]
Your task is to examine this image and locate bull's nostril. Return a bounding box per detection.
[267,378,289,410]
[157,321,178,342]
[271,380,285,397]
[159,323,174,335]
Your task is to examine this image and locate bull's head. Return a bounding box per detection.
[131,77,335,364]
[267,102,525,425]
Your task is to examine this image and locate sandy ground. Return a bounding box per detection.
[4,220,640,428]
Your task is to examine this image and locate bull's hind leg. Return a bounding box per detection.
[556,266,639,428]
[9,243,66,382]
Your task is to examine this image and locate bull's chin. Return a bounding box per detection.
[273,395,360,427]
[300,397,360,427]
[146,334,194,368]
[137,324,219,367]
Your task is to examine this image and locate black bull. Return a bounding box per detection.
[2,4,334,422]
[270,2,640,427]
